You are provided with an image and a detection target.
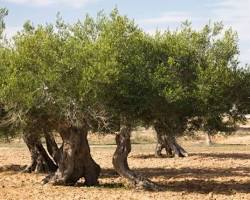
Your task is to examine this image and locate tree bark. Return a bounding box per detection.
[112,124,159,190]
[44,131,61,165]
[155,129,174,158]
[154,122,188,158]
[23,133,57,173]
[205,132,213,146]
[45,125,100,186]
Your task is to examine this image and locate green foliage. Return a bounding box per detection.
[90,9,154,123]
[0,8,249,139]
[194,25,247,133]
[0,8,8,39]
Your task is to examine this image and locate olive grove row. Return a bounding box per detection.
[0,8,249,190]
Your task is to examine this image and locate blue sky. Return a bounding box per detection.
[1,0,250,64]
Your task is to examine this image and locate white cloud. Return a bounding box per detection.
[210,0,250,38]
[209,0,250,64]
[139,11,194,25]
[140,11,205,36]
[239,48,250,65]
[140,0,250,64]
[2,0,97,8]
[4,26,20,38]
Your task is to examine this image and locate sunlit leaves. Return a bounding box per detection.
[0,8,249,137]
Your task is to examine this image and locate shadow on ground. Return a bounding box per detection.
[192,152,250,160]
[102,167,250,194]
[1,162,250,194]
[132,152,250,160]
[0,164,26,173]
[136,166,250,179]
[160,179,250,194]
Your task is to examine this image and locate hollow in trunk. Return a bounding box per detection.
[44,131,61,165]
[23,132,57,173]
[45,125,100,186]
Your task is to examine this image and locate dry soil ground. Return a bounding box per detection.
[1,129,250,200]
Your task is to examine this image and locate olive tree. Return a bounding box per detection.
[0,8,13,140]
[1,8,249,190]
[83,9,159,189]
[0,8,7,38]
[147,23,200,158]
[150,22,249,154]
[0,17,102,185]
[193,23,249,145]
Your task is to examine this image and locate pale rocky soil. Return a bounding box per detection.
[1,122,250,200]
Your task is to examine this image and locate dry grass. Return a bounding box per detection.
[1,129,250,200]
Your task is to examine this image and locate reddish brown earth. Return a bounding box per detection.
[1,129,250,200]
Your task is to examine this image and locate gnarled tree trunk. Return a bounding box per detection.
[205,132,213,146]
[154,122,188,158]
[44,131,61,165]
[112,124,159,190]
[23,133,57,173]
[45,125,100,186]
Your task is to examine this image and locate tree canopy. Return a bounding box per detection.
[0,7,250,190]
[0,8,249,138]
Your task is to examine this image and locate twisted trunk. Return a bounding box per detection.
[155,135,173,158]
[23,133,57,173]
[45,125,100,186]
[154,122,188,158]
[205,132,213,146]
[44,131,61,165]
[112,124,159,190]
